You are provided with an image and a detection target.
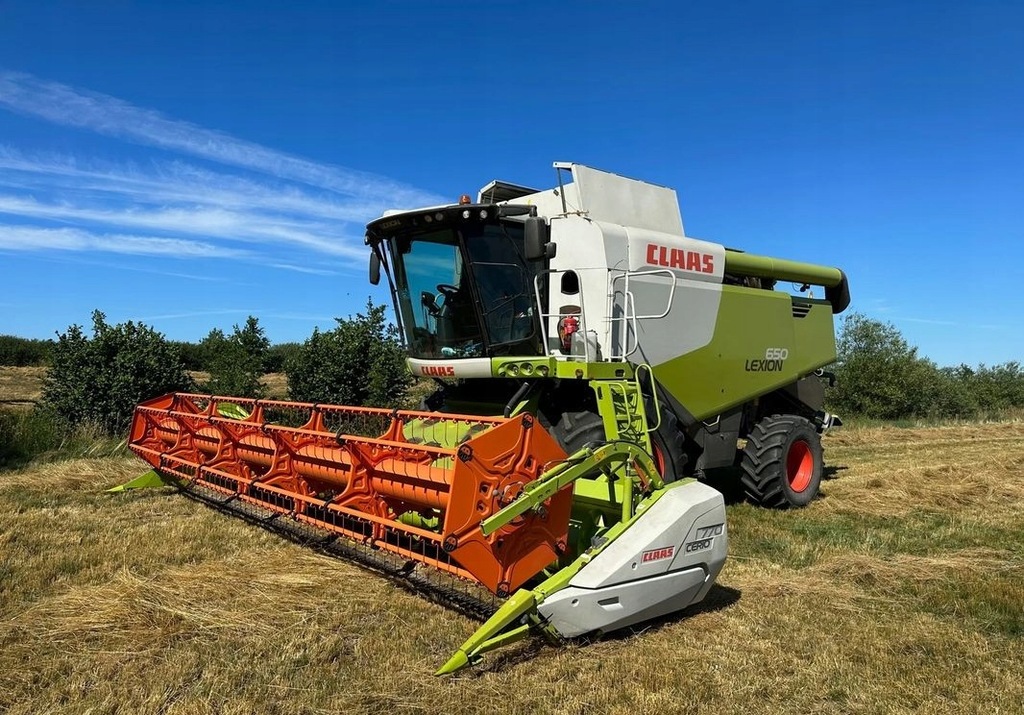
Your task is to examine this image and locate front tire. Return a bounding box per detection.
[548,409,685,483]
[647,406,686,483]
[740,414,823,508]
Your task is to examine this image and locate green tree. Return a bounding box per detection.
[950,362,1024,414]
[828,313,950,420]
[171,340,206,371]
[41,311,193,432]
[265,342,302,373]
[197,328,227,373]
[202,316,270,398]
[0,335,53,366]
[287,300,410,407]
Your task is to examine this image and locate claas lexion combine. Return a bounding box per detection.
[122,163,850,673]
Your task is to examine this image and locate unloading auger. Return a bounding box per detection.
[122,391,727,673]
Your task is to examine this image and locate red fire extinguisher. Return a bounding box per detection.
[557,314,579,353]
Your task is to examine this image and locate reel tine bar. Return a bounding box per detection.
[128,393,572,594]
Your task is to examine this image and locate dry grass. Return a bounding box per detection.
[0,368,291,402]
[0,365,46,406]
[0,368,431,425]
[261,372,289,399]
[188,372,289,399]
[2,424,1023,714]
[188,370,211,385]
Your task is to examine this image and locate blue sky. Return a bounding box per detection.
[0,1,1021,366]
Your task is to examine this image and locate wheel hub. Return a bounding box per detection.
[786,440,813,493]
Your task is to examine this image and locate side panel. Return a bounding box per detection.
[615,228,726,362]
[512,164,684,235]
[545,217,623,360]
[653,290,837,420]
[541,568,708,639]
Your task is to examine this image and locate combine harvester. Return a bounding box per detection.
[123,163,849,673]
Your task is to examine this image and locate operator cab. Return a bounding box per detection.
[366,204,545,360]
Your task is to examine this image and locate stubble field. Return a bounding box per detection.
[0,366,1021,714]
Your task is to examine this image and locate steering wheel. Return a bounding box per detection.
[436,284,460,299]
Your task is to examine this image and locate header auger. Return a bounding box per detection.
[122,162,848,673]
[127,392,573,595]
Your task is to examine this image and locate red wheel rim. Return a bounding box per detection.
[652,441,667,477]
[634,442,668,483]
[786,440,813,492]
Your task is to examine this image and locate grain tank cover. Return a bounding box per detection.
[556,162,685,236]
[476,179,542,203]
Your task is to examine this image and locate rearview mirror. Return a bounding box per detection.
[369,252,381,285]
[524,216,553,261]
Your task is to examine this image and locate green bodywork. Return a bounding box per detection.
[723,249,844,287]
[106,469,177,492]
[454,263,839,426]
[463,285,837,426]
[491,356,635,381]
[652,288,837,421]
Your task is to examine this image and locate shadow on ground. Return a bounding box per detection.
[700,463,849,505]
[473,584,743,675]
[600,582,742,642]
[823,464,847,480]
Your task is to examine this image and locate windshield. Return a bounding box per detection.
[391,221,539,359]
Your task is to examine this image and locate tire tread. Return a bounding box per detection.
[740,414,822,508]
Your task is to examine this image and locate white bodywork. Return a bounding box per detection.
[537,480,727,637]
[499,163,727,366]
[406,357,492,379]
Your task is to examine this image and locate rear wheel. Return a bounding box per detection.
[548,408,685,483]
[740,414,823,508]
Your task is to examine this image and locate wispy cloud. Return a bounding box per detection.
[8,250,234,283]
[862,297,892,314]
[0,71,443,273]
[269,263,341,276]
[0,71,439,207]
[893,316,958,327]
[0,148,386,223]
[0,193,364,258]
[0,225,249,259]
[894,315,1006,330]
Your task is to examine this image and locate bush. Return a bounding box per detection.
[0,335,53,366]
[171,340,206,371]
[828,314,1024,421]
[828,314,951,420]
[265,342,302,374]
[287,300,410,408]
[200,317,269,398]
[0,407,123,469]
[41,311,194,433]
[0,408,61,467]
[951,362,1024,414]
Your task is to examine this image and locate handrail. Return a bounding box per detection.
[609,268,677,360]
